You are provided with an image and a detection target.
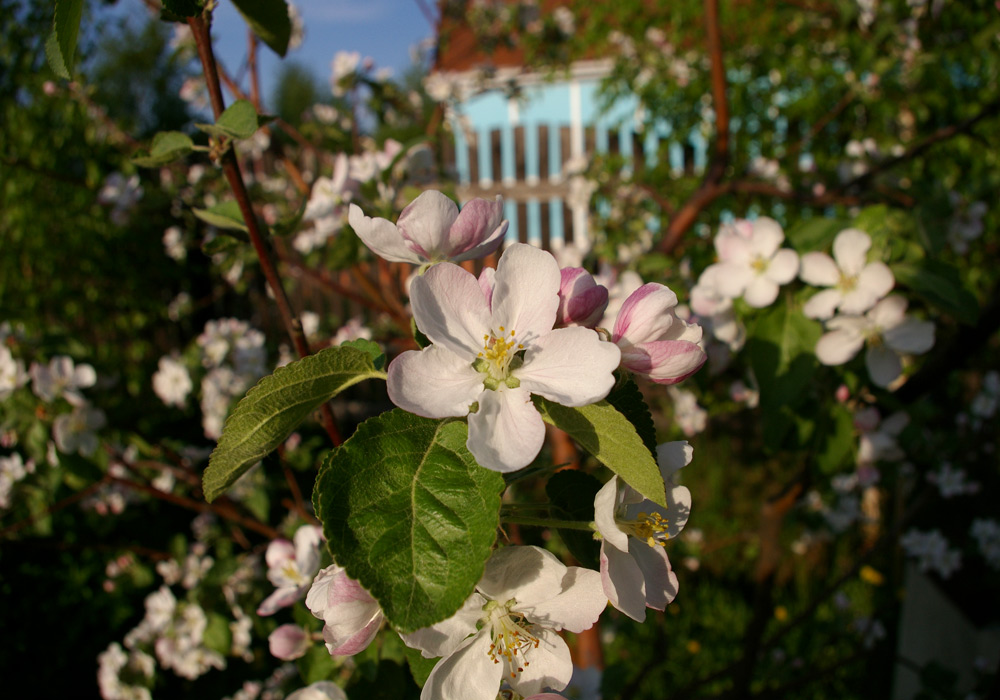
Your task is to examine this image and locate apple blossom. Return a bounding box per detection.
[388,243,620,472]
[799,228,894,319]
[268,624,312,660]
[610,283,706,385]
[257,525,323,616]
[287,681,348,700]
[555,267,608,328]
[815,295,934,388]
[900,529,961,578]
[348,190,507,265]
[305,564,384,656]
[30,355,96,404]
[152,356,193,408]
[594,442,691,621]
[971,519,1000,570]
[53,404,106,456]
[401,545,607,700]
[702,217,800,308]
[0,346,27,399]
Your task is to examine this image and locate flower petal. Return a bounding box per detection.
[349,203,421,264]
[611,283,679,345]
[866,345,902,388]
[490,244,560,345]
[478,546,565,606]
[594,478,629,550]
[396,190,460,260]
[387,346,484,418]
[853,262,895,303]
[656,441,693,480]
[420,629,501,700]
[750,217,785,258]
[325,609,382,656]
[410,262,491,358]
[884,319,935,355]
[832,228,871,277]
[765,248,800,285]
[467,386,545,472]
[449,196,507,261]
[743,276,780,308]
[815,328,865,366]
[619,340,706,385]
[630,542,678,610]
[803,289,844,320]
[401,593,487,659]
[511,628,575,698]
[799,252,840,287]
[867,295,907,329]
[523,565,607,633]
[600,542,648,622]
[517,327,620,406]
[711,262,753,299]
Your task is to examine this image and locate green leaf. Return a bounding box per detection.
[132,131,194,168]
[605,375,657,457]
[195,99,265,140]
[545,470,602,569]
[231,0,292,57]
[892,261,978,325]
[45,0,84,79]
[532,397,666,507]
[340,338,386,371]
[202,612,232,655]
[816,403,855,474]
[746,304,822,446]
[298,643,337,685]
[203,345,384,502]
[193,200,251,233]
[784,216,849,254]
[402,644,438,688]
[314,411,504,633]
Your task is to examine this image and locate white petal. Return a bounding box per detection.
[832,228,872,277]
[387,346,484,418]
[324,607,382,656]
[594,479,629,550]
[306,564,338,618]
[396,190,460,260]
[601,542,647,622]
[656,441,693,480]
[511,628,575,697]
[663,483,692,537]
[523,565,607,633]
[420,630,501,700]
[803,289,844,320]
[293,525,323,575]
[866,345,902,388]
[867,295,907,329]
[517,328,620,406]
[799,252,839,287]
[401,593,487,659]
[467,386,545,472]
[478,267,496,310]
[815,328,865,366]
[349,203,422,264]
[630,542,678,610]
[884,319,935,355]
[479,546,566,606]
[265,539,295,570]
[856,261,894,299]
[765,248,800,284]
[410,263,491,359]
[711,262,753,298]
[490,244,560,345]
[743,276,780,308]
[256,586,301,616]
[750,217,785,258]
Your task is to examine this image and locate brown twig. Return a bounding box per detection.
[188,12,341,446]
[0,476,110,539]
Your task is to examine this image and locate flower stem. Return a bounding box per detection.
[501,515,595,532]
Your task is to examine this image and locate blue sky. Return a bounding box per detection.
[211,0,438,101]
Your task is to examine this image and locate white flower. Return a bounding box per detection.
[53,404,106,456]
[349,190,508,265]
[258,525,324,615]
[286,682,348,700]
[855,407,908,466]
[331,51,361,96]
[815,295,934,388]
[926,463,979,498]
[0,452,34,509]
[703,217,800,308]
[401,546,607,700]
[900,529,961,578]
[30,355,97,404]
[387,244,621,472]
[152,356,192,408]
[594,442,692,621]
[163,226,186,261]
[800,228,895,319]
[0,346,28,399]
[306,564,383,655]
[668,387,707,436]
[970,519,1000,570]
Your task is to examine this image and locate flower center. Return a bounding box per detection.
[617,511,672,548]
[751,256,769,273]
[474,326,524,390]
[484,599,540,678]
[837,272,858,293]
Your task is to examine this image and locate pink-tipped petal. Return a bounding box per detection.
[620,340,706,385]
[349,203,422,264]
[396,190,460,260]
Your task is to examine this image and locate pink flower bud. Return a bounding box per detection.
[556,268,609,328]
[835,384,850,403]
[269,624,311,660]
